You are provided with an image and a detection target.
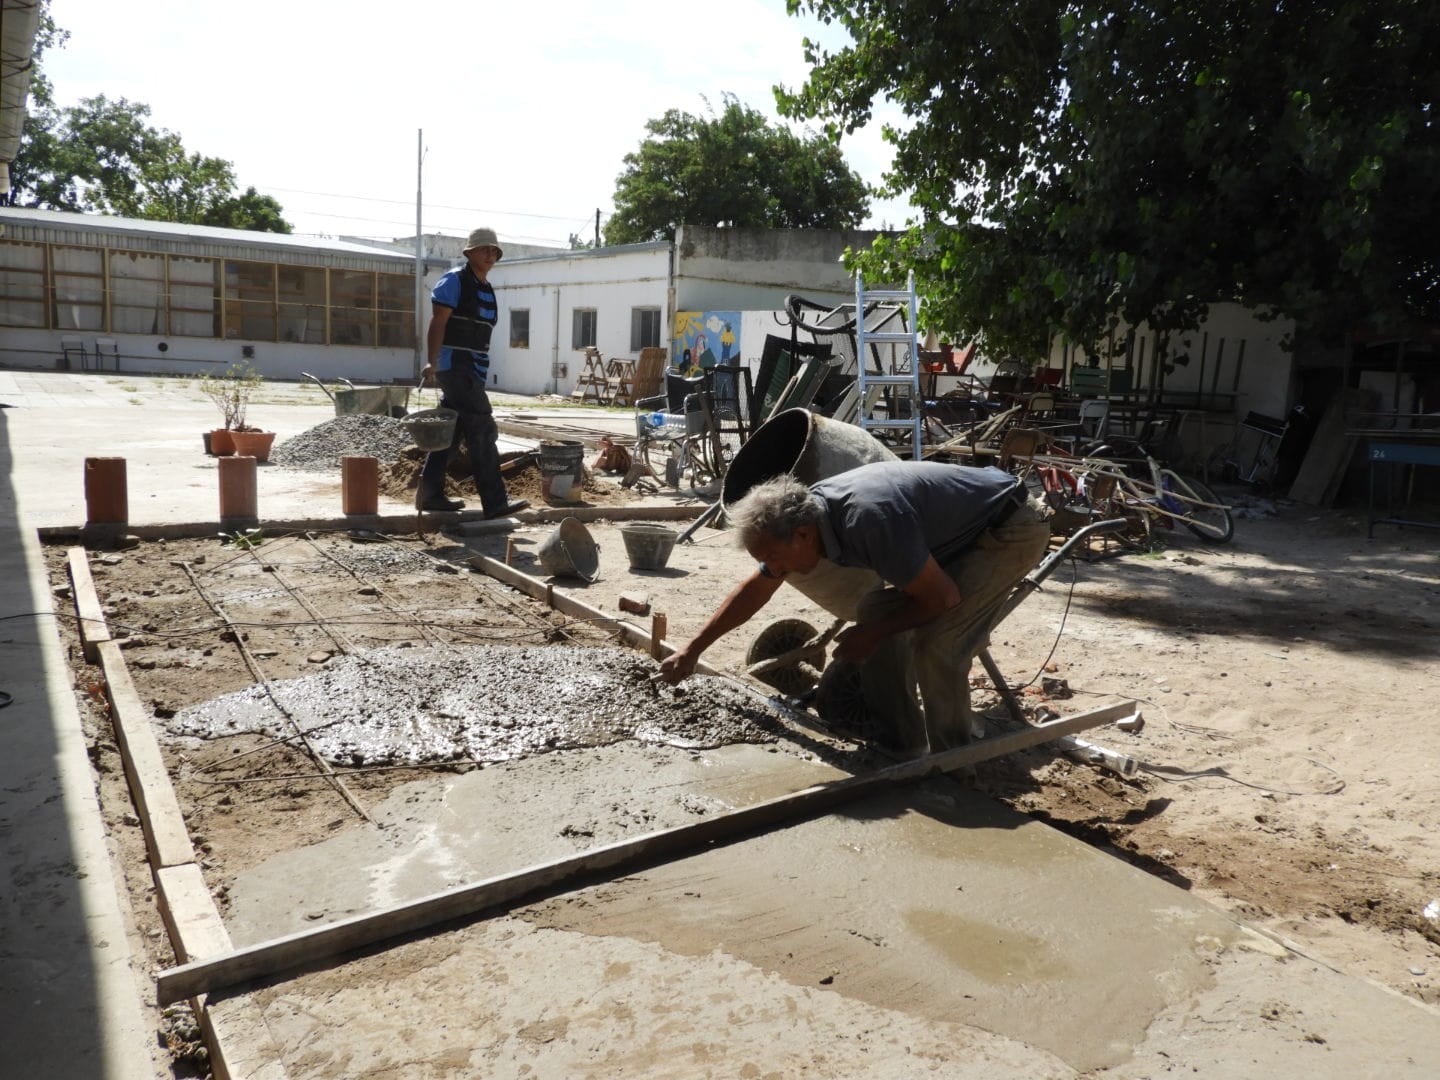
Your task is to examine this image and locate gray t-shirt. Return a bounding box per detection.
[808,461,1019,587]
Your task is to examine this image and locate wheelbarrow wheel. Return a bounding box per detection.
[814,660,886,744]
[745,618,824,697]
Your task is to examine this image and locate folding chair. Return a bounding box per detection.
[60,336,89,371]
[94,337,120,371]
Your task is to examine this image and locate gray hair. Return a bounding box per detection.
[727,474,822,548]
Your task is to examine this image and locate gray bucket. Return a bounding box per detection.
[404,408,458,451]
[619,523,678,571]
[539,440,585,502]
[536,517,600,581]
[721,408,897,620]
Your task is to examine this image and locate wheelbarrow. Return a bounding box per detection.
[302,372,411,418]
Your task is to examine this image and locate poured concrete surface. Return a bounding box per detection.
[221,740,1440,1076]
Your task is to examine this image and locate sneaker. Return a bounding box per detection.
[416,494,465,512]
[483,498,530,520]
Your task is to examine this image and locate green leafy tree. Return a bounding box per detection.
[778,1,1440,356]
[605,94,869,244]
[7,2,291,233]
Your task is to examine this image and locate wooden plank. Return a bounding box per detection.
[155,865,294,1080]
[66,546,112,663]
[96,640,196,869]
[1289,388,1376,506]
[155,699,1135,1005]
[468,554,722,677]
[156,863,233,961]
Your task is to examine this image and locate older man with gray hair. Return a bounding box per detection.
[659,460,1050,753]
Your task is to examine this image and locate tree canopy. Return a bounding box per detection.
[605,95,869,244]
[778,1,1440,356]
[7,2,291,233]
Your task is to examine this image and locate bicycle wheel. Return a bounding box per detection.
[1168,473,1234,543]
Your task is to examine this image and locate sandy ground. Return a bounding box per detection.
[41,472,1440,1077]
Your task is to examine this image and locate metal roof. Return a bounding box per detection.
[0,206,415,269]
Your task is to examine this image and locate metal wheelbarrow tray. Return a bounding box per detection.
[302,372,411,417]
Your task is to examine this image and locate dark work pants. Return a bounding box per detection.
[418,365,507,513]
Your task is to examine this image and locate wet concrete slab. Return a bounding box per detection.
[220,738,1440,1076]
[170,645,783,766]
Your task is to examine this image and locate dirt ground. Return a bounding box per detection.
[43,482,1440,1076]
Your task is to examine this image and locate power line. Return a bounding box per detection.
[255,183,609,224]
[278,207,573,246]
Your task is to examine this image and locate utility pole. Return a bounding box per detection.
[413,128,425,384]
[594,208,600,248]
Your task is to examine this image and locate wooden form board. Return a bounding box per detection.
[469,553,725,678]
[155,699,1137,1005]
[66,547,112,662]
[68,547,290,1079]
[96,640,196,870]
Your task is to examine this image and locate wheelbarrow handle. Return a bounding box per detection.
[300,372,336,404]
[339,377,359,391]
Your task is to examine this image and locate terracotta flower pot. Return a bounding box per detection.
[210,428,236,456]
[230,430,276,463]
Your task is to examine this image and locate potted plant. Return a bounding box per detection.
[199,362,270,458]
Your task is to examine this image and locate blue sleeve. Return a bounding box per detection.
[430,271,460,309]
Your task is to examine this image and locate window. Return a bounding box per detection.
[330,269,374,345]
[110,250,165,334]
[510,308,530,348]
[169,256,218,337]
[224,260,277,341]
[571,308,597,349]
[0,241,47,328]
[277,265,326,343]
[375,272,414,348]
[630,307,661,351]
[52,246,104,331]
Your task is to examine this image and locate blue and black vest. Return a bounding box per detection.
[441,266,496,368]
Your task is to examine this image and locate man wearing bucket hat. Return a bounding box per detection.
[415,227,529,517]
[659,461,1050,754]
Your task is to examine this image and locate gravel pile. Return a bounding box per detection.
[270,414,418,471]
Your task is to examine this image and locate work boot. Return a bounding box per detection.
[416,493,465,513]
[483,498,530,520]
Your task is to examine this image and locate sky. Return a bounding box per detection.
[39,0,913,248]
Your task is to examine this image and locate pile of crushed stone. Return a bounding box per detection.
[168,645,781,765]
[270,414,417,471]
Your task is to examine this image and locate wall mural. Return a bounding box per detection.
[672,310,740,375]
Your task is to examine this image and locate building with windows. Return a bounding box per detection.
[0,207,421,383]
[0,207,885,392]
[0,208,881,394]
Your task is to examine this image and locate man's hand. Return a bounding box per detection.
[834,623,884,664]
[419,361,437,388]
[659,647,701,685]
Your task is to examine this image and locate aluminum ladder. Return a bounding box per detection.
[854,271,922,460]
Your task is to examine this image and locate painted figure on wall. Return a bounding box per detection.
[672,311,741,375]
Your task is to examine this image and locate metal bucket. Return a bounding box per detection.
[536,517,600,581]
[721,408,897,620]
[404,408,458,451]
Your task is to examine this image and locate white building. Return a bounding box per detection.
[0,207,886,396]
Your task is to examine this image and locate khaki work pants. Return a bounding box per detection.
[856,501,1051,753]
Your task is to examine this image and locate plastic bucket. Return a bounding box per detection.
[539,440,585,502]
[404,408,458,451]
[619,523,678,571]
